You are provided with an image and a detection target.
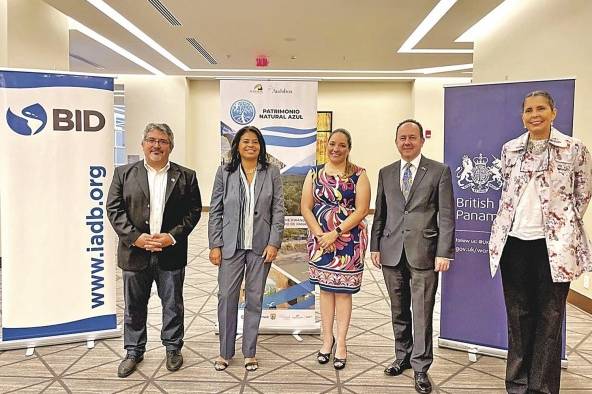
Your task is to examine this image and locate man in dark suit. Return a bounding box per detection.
[107,123,201,378]
[370,119,454,394]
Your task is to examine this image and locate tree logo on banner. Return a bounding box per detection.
[6,103,48,136]
[455,153,503,193]
[230,99,256,125]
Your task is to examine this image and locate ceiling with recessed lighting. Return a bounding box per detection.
[43,0,505,79]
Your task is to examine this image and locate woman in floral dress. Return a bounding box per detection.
[301,128,370,370]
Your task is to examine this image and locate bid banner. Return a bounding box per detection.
[440,79,575,360]
[220,80,318,332]
[0,70,118,346]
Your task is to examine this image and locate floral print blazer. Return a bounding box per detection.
[489,128,592,282]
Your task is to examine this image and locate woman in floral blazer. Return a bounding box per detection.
[489,90,592,394]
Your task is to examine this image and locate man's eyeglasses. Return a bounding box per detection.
[144,138,170,146]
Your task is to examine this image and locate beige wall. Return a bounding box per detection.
[472,0,592,297]
[187,80,220,204]
[1,0,68,70]
[317,81,413,201]
[0,0,7,66]
[412,78,471,162]
[116,75,190,167]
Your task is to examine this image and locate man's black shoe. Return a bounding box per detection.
[118,354,143,378]
[384,359,411,376]
[414,371,432,394]
[166,350,183,371]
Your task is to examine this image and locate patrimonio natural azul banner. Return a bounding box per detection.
[220,80,319,332]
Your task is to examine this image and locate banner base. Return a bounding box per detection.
[0,326,122,351]
[215,322,321,335]
[438,337,568,369]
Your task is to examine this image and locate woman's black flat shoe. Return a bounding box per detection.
[317,336,336,364]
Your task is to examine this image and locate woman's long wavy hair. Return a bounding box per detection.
[225,125,269,172]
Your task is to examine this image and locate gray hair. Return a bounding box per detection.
[143,123,174,149]
[522,90,556,111]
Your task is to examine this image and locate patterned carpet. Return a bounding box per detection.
[1,214,592,393]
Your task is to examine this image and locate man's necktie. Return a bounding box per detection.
[402,162,412,200]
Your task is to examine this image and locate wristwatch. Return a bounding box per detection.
[335,226,343,235]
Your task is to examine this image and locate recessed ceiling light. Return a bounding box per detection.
[85,0,190,71]
[69,18,164,75]
[398,0,472,54]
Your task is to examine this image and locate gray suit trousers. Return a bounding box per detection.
[218,249,271,359]
[123,254,185,356]
[382,249,438,373]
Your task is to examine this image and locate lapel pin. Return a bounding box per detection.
[171,178,175,182]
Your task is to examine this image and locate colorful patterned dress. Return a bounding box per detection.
[307,165,368,293]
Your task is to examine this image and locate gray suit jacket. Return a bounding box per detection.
[370,155,455,269]
[106,161,202,271]
[208,164,285,258]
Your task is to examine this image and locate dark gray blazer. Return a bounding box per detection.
[106,161,202,271]
[208,164,285,258]
[370,156,455,269]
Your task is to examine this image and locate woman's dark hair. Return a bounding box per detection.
[329,128,355,177]
[225,125,269,172]
[522,90,556,111]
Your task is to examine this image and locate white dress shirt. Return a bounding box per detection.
[144,160,170,235]
[508,168,545,240]
[239,167,257,249]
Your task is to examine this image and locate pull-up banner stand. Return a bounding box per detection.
[440,78,575,367]
[219,80,319,334]
[0,69,120,350]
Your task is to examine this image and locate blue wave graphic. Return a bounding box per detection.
[261,126,316,135]
[2,314,117,341]
[263,134,317,147]
[220,121,236,136]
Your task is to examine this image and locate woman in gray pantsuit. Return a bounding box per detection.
[208,126,285,372]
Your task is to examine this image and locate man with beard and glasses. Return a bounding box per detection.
[107,123,202,378]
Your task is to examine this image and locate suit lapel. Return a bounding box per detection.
[406,156,427,205]
[135,162,150,201]
[253,165,267,204]
[165,164,180,203]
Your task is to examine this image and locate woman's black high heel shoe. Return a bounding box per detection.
[333,346,347,370]
[317,336,336,364]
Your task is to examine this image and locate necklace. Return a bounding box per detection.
[324,165,347,179]
[527,138,549,155]
[243,167,257,175]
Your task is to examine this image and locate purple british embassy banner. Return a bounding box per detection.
[440,79,575,359]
